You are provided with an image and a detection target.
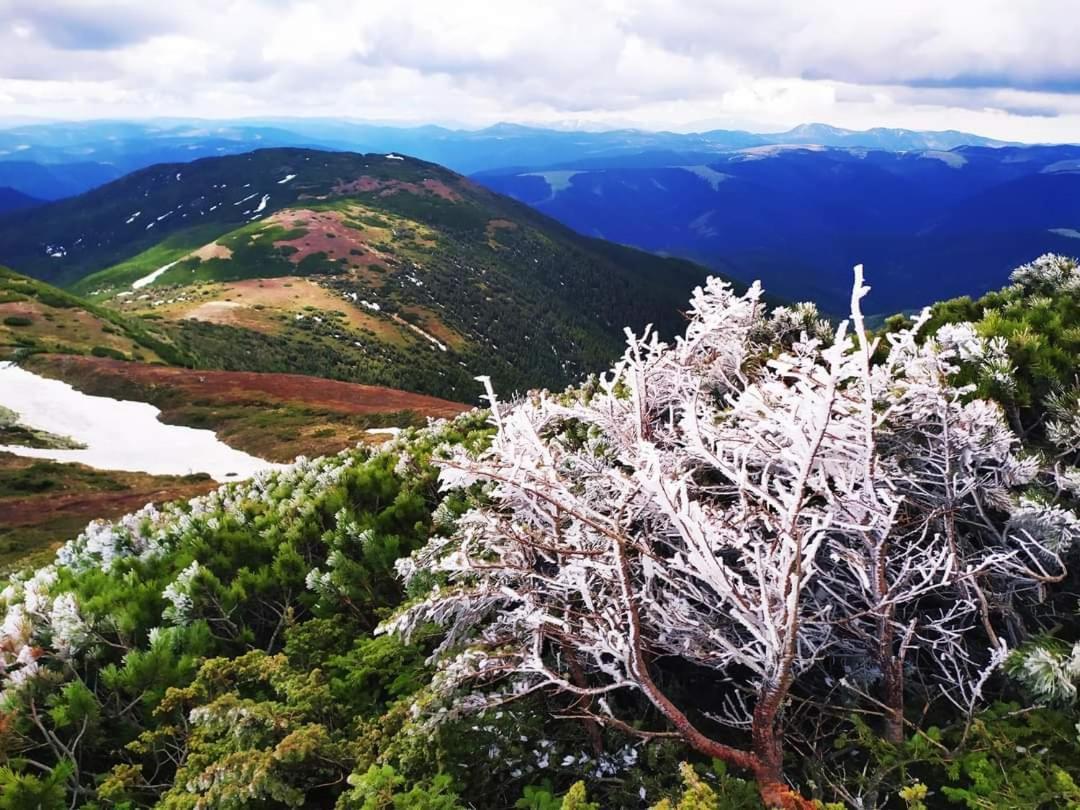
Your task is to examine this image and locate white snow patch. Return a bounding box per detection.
[678,165,733,190]
[919,150,967,168]
[278,174,297,184]
[1042,159,1080,174]
[253,194,270,213]
[731,144,827,161]
[0,363,282,481]
[366,427,401,437]
[385,153,405,160]
[233,192,258,206]
[125,211,142,224]
[175,172,182,181]
[521,170,582,198]
[360,300,381,311]
[45,245,66,258]
[395,316,447,351]
[132,258,183,289]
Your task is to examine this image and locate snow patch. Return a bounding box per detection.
[1049,227,1080,239]
[0,363,282,481]
[132,258,183,289]
[1042,159,1080,174]
[677,165,733,190]
[366,427,401,437]
[125,211,142,224]
[395,317,447,351]
[253,194,270,214]
[521,170,582,198]
[919,150,967,168]
[385,153,405,160]
[278,174,297,184]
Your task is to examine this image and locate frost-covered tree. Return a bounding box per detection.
[384,268,1076,808]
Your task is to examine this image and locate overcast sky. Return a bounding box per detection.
[2,0,1080,141]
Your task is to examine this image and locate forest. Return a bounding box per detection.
[1,255,1078,809]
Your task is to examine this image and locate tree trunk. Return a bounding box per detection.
[751,690,817,810]
[882,654,905,745]
[561,641,604,755]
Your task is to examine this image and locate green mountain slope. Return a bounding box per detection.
[0,265,187,364]
[0,148,719,399]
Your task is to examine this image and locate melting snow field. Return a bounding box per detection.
[0,363,283,480]
[132,258,183,289]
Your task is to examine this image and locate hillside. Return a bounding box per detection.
[0,265,470,565]
[0,265,184,364]
[477,144,1080,314]
[0,260,1076,808]
[0,160,124,201]
[0,148,717,400]
[0,186,41,214]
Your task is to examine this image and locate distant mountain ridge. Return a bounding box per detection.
[476,142,1080,315]
[0,118,1020,200]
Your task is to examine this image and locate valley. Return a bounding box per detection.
[477,143,1080,315]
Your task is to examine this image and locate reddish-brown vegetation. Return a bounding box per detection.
[331,175,463,201]
[31,354,467,419]
[269,209,393,267]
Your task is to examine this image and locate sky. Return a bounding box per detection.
[2,0,1080,141]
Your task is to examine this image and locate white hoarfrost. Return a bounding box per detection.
[384,266,1077,798]
[0,363,282,480]
[0,450,360,698]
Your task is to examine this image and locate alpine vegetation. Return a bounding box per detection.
[386,266,1080,808]
[0,260,1078,808]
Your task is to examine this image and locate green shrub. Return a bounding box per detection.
[90,345,127,360]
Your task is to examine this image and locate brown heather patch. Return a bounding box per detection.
[331,175,463,202]
[31,354,468,421]
[268,209,394,268]
[485,218,519,249]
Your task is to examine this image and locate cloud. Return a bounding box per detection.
[0,0,1079,142]
[4,1,178,51]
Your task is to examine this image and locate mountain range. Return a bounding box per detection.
[0,118,1015,200]
[476,143,1080,314]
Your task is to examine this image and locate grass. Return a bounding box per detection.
[72,223,234,296]
[0,266,187,365]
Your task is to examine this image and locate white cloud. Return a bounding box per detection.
[0,0,1079,141]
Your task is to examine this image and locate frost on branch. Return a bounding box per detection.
[1009,253,1080,294]
[382,270,1076,807]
